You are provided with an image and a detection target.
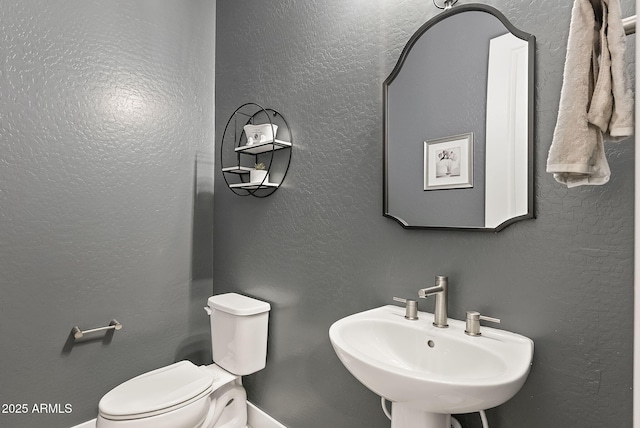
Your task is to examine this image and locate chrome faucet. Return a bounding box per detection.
[418,275,449,328]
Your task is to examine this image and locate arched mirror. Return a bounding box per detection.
[383,4,535,231]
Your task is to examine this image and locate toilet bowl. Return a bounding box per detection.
[96,293,271,428]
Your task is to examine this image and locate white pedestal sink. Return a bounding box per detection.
[329,305,534,428]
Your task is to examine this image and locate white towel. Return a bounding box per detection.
[546,0,633,188]
[588,0,634,137]
[599,0,634,137]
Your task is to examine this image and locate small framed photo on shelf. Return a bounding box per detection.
[423,132,473,191]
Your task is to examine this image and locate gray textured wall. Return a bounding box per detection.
[0,1,215,427]
[215,0,635,427]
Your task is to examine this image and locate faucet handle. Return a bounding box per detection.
[464,311,500,336]
[392,297,419,320]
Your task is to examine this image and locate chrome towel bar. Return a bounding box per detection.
[72,319,122,339]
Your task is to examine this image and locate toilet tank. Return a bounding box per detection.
[207,293,271,376]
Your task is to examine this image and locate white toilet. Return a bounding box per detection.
[96,293,271,428]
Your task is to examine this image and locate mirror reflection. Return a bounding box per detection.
[383,5,535,231]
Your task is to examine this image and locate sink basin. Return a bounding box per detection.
[329,305,533,425]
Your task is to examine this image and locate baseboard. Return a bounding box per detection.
[70,420,95,428]
[247,401,287,428]
[70,402,285,428]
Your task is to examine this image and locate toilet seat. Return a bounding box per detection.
[99,361,215,420]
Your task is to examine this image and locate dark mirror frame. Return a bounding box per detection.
[383,4,536,232]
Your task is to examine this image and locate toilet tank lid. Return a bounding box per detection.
[207,293,271,316]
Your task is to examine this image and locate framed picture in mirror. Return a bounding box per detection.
[423,133,473,191]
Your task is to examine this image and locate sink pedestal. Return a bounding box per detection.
[391,402,450,428]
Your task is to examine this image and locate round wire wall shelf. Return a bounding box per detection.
[220,103,293,198]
